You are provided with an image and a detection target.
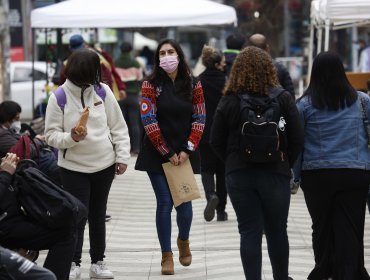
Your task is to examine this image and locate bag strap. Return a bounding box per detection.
[359,96,370,149]
[54,87,67,113]
[269,87,286,99]
[54,84,106,113]
[237,87,285,101]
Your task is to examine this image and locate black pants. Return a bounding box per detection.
[301,169,370,280]
[119,93,142,154]
[0,246,56,280]
[60,165,115,265]
[0,220,75,280]
[200,143,227,212]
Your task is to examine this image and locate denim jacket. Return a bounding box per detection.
[293,91,370,180]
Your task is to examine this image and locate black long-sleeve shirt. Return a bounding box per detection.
[198,68,226,143]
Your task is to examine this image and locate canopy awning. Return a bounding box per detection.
[31,0,237,28]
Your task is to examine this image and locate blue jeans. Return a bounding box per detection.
[226,169,291,280]
[147,171,193,252]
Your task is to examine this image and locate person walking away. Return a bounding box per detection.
[115,42,143,155]
[135,39,205,275]
[0,153,76,280]
[293,51,370,280]
[210,46,303,280]
[248,33,298,195]
[44,48,131,280]
[223,33,246,78]
[249,33,296,100]
[198,45,228,222]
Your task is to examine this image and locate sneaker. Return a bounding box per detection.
[217,211,228,221]
[69,262,81,280]
[105,215,112,222]
[90,261,114,279]
[290,180,300,195]
[204,194,219,222]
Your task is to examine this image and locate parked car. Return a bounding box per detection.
[10,61,55,120]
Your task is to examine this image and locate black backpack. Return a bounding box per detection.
[13,160,87,229]
[238,88,287,163]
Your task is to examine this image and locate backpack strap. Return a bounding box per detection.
[54,87,67,113]
[94,84,106,101]
[269,87,286,99]
[53,84,106,113]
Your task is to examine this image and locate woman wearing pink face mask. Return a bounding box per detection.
[135,39,205,275]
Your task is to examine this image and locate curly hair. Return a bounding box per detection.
[201,45,223,69]
[224,46,279,96]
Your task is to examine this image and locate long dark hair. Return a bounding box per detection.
[64,48,101,86]
[301,51,357,110]
[148,39,192,100]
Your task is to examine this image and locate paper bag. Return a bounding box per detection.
[162,159,201,207]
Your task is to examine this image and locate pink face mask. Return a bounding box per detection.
[159,55,179,73]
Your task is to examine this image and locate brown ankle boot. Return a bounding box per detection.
[177,238,192,266]
[161,252,174,275]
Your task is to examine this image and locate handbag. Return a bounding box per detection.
[162,159,201,207]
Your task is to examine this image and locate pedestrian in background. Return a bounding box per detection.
[294,51,370,280]
[59,34,127,102]
[249,33,296,100]
[45,49,131,280]
[135,39,205,275]
[198,45,228,222]
[211,46,303,280]
[115,42,143,155]
[223,33,245,77]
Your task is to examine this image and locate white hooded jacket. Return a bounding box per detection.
[45,80,130,173]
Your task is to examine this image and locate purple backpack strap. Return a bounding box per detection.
[53,84,106,113]
[93,84,106,101]
[54,86,67,113]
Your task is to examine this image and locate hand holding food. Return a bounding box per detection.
[75,107,89,135]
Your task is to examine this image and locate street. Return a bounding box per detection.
[39,156,370,279]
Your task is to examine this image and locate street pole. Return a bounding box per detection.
[283,0,290,57]
[21,0,31,60]
[0,0,11,101]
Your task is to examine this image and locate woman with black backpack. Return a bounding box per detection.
[210,46,303,280]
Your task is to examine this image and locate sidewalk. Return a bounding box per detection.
[40,156,370,279]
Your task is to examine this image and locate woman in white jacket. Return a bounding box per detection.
[45,48,130,280]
